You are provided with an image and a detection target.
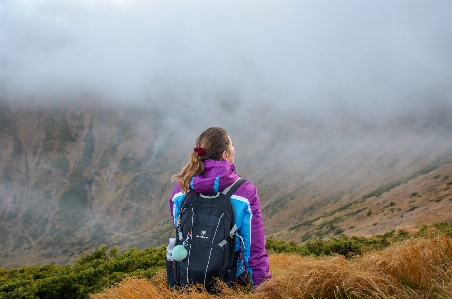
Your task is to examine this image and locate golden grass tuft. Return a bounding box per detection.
[356,234,452,298]
[91,235,452,299]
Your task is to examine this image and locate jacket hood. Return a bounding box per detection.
[190,160,240,193]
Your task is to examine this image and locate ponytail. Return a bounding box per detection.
[172,127,230,193]
[172,151,205,193]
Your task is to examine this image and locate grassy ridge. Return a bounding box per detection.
[1,223,452,299]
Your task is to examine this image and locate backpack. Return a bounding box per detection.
[174,178,245,292]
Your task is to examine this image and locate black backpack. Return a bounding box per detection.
[174,178,245,292]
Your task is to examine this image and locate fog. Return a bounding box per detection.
[1,0,451,128]
[2,2,452,267]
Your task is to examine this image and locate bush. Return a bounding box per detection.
[0,246,166,299]
[51,155,70,173]
[3,223,452,298]
[267,227,423,258]
[265,238,309,255]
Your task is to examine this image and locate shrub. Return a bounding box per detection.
[92,235,452,299]
[51,155,70,173]
[3,223,452,298]
[0,246,166,299]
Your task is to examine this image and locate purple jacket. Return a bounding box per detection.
[169,159,272,286]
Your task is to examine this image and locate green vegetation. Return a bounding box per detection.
[432,196,444,202]
[407,206,419,212]
[57,122,77,153]
[288,206,366,239]
[29,217,49,241]
[74,126,95,175]
[383,201,397,209]
[55,124,96,227]
[0,246,165,299]
[363,179,405,199]
[271,222,452,259]
[335,200,358,212]
[51,155,70,173]
[262,194,292,217]
[118,152,143,172]
[59,176,88,213]
[265,238,310,255]
[57,175,89,236]
[333,227,345,235]
[363,155,452,199]
[42,108,78,154]
[22,207,34,227]
[1,223,452,298]
[417,222,452,236]
[13,237,30,251]
[301,231,313,242]
[99,144,118,169]
[313,219,346,238]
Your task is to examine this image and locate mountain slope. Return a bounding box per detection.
[1,100,451,268]
[0,103,183,268]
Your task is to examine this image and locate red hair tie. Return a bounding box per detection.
[193,147,205,156]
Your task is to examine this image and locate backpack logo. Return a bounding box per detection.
[196,230,208,239]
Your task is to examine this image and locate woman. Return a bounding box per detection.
[169,127,272,287]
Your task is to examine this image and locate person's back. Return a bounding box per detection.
[168,127,271,290]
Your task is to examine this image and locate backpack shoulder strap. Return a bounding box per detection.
[179,189,196,211]
[217,178,246,248]
[180,177,245,213]
[177,189,196,241]
[221,178,246,197]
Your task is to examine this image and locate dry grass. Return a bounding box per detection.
[91,235,452,299]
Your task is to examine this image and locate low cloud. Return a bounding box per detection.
[0,0,451,131]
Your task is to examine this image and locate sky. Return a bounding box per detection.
[1,0,451,121]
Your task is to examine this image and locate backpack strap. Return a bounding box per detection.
[221,178,245,196]
[195,178,246,199]
[177,189,196,241]
[217,178,246,247]
[178,178,246,245]
[218,224,237,247]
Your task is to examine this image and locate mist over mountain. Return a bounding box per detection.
[1,99,451,269]
[1,1,452,268]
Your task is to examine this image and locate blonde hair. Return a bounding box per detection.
[172,127,230,193]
